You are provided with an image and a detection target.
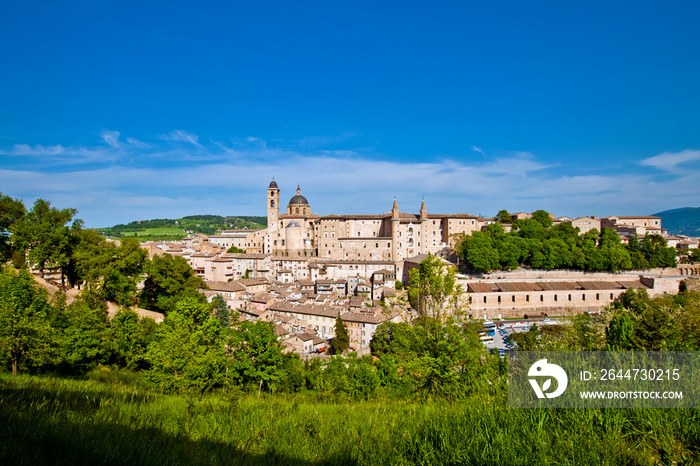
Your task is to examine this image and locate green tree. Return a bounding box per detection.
[226,320,284,391]
[58,295,113,374]
[146,298,226,393]
[457,231,500,272]
[0,268,53,375]
[496,210,512,223]
[76,235,148,305]
[111,308,154,370]
[211,294,230,328]
[606,310,638,350]
[10,199,82,288]
[139,253,207,314]
[226,245,245,253]
[332,314,350,354]
[408,254,462,326]
[531,210,553,228]
[0,193,26,263]
[640,234,676,268]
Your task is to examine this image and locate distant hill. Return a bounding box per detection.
[98,215,267,241]
[653,207,700,236]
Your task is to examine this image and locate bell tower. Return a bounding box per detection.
[267,179,280,232]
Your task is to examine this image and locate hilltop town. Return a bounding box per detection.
[133,180,699,355]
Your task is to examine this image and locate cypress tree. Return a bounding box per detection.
[332,313,350,354]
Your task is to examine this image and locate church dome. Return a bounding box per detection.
[268,180,278,189]
[288,185,308,206]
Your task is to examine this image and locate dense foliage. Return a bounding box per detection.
[1,193,698,464]
[511,288,700,352]
[454,214,677,273]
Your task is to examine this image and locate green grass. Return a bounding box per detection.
[1,372,698,465]
[120,227,187,237]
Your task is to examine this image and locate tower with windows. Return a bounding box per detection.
[267,179,280,232]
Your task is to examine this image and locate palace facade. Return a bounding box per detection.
[245,179,483,261]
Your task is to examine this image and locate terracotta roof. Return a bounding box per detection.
[212,257,233,263]
[341,310,399,324]
[579,281,624,290]
[349,296,365,308]
[617,281,651,289]
[240,307,266,317]
[537,281,584,291]
[296,332,317,341]
[498,282,539,292]
[239,278,268,287]
[467,283,500,293]
[250,292,276,303]
[207,280,246,292]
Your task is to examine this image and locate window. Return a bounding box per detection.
[512,295,515,303]
[270,200,275,207]
[483,296,487,303]
[540,295,544,302]
[498,296,501,304]
[554,295,558,302]
[295,207,299,214]
[568,294,572,301]
[526,295,530,302]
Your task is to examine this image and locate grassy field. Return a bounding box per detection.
[1,371,698,465]
[120,227,187,237]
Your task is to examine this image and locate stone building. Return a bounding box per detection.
[246,179,483,263]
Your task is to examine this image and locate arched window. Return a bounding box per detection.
[295,207,299,214]
[271,200,275,207]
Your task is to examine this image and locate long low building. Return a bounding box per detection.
[461,276,679,320]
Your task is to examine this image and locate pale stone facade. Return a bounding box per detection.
[246,180,482,264]
[569,217,602,235]
[602,216,664,236]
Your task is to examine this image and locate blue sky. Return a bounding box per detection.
[1,1,699,228]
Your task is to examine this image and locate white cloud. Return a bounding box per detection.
[2,131,699,227]
[8,144,65,156]
[158,130,201,146]
[471,146,484,155]
[100,130,121,148]
[126,137,150,148]
[640,149,700,174]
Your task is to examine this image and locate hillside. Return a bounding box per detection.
[653,207,700,236]
[99,215,266,241]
